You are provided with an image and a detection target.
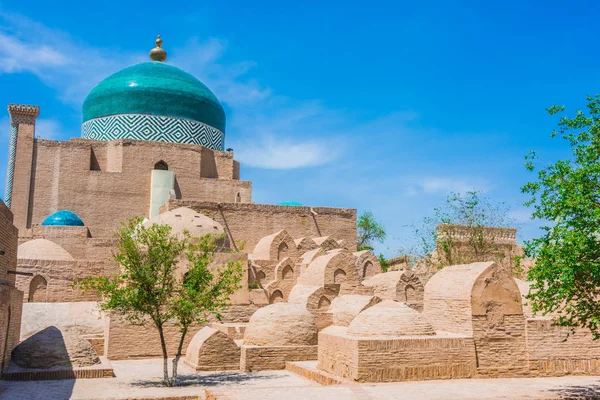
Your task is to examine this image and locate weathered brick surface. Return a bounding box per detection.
[526,318,600,376]
[15,259,109,302]
[15,138,252,236]
[163,201,357,254]
[0,201,23,374]
[240,345,317,372]
[472,315,528,377]
[104,304,259,359]
[318,327,476,382]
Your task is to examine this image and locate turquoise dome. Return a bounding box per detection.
[41,210,84,227]
[278,201,303,207]
[83,62,225,131]
[81,61,226,150]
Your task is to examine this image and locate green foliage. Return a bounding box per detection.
[378,253,390,272]
[248,280,261,290]
[76,217,242,386]
[408,191,514,269]
[522,95,600,338]
[357,211,386,251]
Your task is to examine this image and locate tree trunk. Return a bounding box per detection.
[156,323,171,387]
[169,327,188,387]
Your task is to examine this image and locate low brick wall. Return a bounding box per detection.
[240,345,317,372]
[526,318,600,377]
[105,304,259,360]
[318,327,476,382]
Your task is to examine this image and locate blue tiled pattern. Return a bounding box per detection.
[81,114,225,150]
[4,123,17,208]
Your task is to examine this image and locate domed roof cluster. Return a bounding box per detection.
[347,300,435,337]
[81,36,226,150]
[41,210,84,227]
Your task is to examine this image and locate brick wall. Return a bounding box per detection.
[104,304,259,359]
[318,327,476,382]
[0,200,22,374]
[472,315,528,377]
[15,259,110,302]
[526,318,600,376]
[164,201,357,252]
[18,138,252,237]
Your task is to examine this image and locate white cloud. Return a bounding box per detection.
[234,135,339,169]
[411,177,489,195]
[0,14,348,170]
[0,13,143,106]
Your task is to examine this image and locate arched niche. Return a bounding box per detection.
[28,275,48,303]
[154,160,168,170]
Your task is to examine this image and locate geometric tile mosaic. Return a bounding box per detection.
[81,114,225,150]
[4,123,17,208]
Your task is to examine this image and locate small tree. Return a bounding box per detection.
[408,191,515,271]
[77,217,243,386]
[522,95,600,337]
[357,211,386,251]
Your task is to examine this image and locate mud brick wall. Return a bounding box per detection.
[16,138,252,237]
[15,259,108,302]
[318,328,476,382]
[526,318,600,376]
[472,315,528,377]
[104,304,259,359]
[164,201,357,252]
[240,345,318,372]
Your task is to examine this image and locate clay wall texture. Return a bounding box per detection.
[163,201,357,253]
[240,345,318,372]
[318,327,476,382]
[0,201,23,373]
[14,138,252,237]
[526,319,600,376]
[472,315,528,377]
[15,259,110,302]
[104,304,259,359]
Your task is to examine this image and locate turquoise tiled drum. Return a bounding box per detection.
[81,60,226,150]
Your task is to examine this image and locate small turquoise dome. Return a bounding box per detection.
[41,210,84,227]
[81,57,226,150]
[278,201,303,207]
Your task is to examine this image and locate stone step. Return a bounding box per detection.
[285,360,348,386]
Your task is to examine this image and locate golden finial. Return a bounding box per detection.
[149,34,167,62]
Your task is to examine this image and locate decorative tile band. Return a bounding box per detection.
[81,114,225,150]
[4,123,17,208]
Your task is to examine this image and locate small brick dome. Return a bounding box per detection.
[144,207,227,246]
[41,210,84,227]
[347,300,435,337]
[18,239,74,261]
[244,303,317,346]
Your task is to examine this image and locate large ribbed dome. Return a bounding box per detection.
[81,40,226,150]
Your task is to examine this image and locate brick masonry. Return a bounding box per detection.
[0,200,23,375]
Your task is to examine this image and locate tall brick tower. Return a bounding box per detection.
[5,104,39,231]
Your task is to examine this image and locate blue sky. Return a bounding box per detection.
[0,1,598,256]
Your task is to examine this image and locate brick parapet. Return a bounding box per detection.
[7,104,39,125]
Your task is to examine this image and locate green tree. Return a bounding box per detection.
[357,211,386,251]
[522,95,600,337]
[77,217,243,386]
[409,191,515,270]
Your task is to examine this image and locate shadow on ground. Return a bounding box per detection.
[548,382,600,399]
[131,371,285,388]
